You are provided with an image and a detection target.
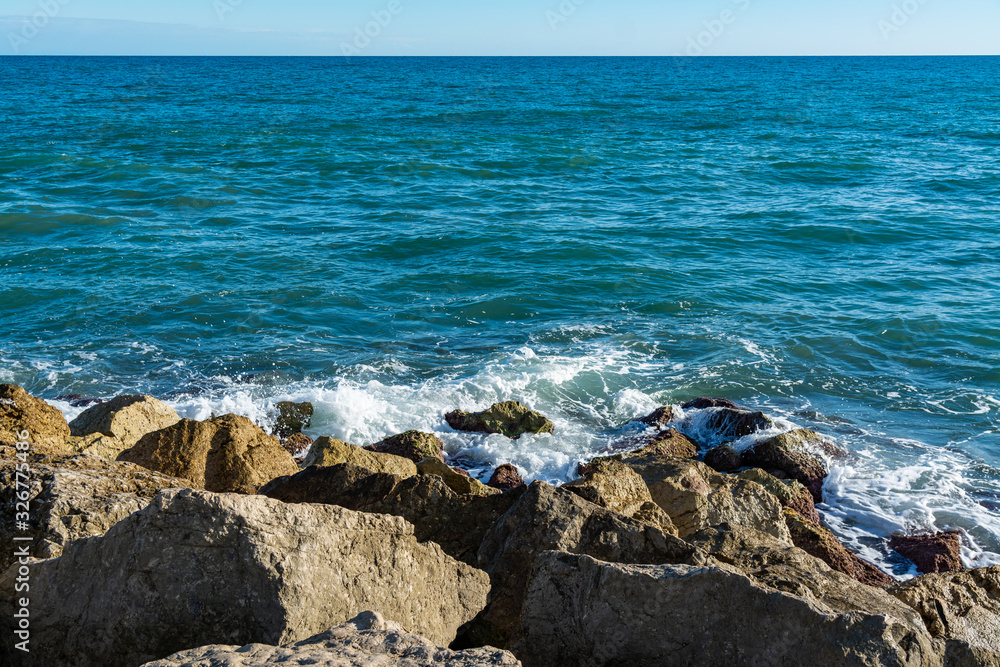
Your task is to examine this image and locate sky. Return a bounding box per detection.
[2,0,999,56]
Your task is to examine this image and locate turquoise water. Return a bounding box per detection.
[2,56,999,574]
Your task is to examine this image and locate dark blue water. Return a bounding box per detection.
[2,56,999,573]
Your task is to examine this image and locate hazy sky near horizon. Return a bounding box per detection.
[2,0,999,56]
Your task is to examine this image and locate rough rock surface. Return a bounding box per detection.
[741,429,829,502]
[142,611,521,667]
[417,457,498,496]
[0,384,70,450]
[681,397,744,410]
[65,432,131,460]
[273,401,313,437]
[510,552,940,667]
[738,467,821,525]
[784,508,896,587]
[890,531,964,575]
[704,443,742,472]
[445,402,554,439]
[303,436,417,477]
[704,407,774,440]
[261,463,404,511]
[0,489,491,666]
[118,414,298,493]
[280,432,313,458]
[634,405,683,428]
[68,394,181,449]
[487,464,525,490]
[563,459,676,535]
[0,444,187,570]
[366,430,445,464]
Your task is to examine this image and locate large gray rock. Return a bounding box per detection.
[142,611,521,667]
[510,552,942,667]
[69,395,181,452]
[0,489,491,667]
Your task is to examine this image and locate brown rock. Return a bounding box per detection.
[634,405,683,428]
[68,395,181,450]
[704,443,742,473]
[117,414,298,493]
[0,384,70,450]
[738,467,822,525]
[303,436,417,478]
[366,430,444,464]
[784,508,895,587]
[488,464,525,490]
[681,397,744,410]
[704,407,774,439]
[741,429,829,502]
[280,432,313,458]
[64,432,130,460]
[445,401,554,439]
[273,401,313,437]
[562,459,675,535]
[260,463,403,511]
[889,531,964,575]
[416,457,498,496]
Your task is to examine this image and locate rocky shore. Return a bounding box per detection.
[2,382,999,666]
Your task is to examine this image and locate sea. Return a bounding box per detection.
[1,56,998,577]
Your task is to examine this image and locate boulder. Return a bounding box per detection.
[639,427,699,459]
[510,552,940,667]
[681,397,744,410]
[64,432,130,460]
[416,457,498,496]
[118,414,298,493]
[366,430,444,464]
[0,444,187,571]
[445,401,554,439]
[303,436,417,477]
[889,532,964,575]
[56,394,104,407]
[0,489,491,666]
[634,405,683,428]
[741,429,829,502]
[142,611,521,667]
[488,464,525,490]
[0,384,70,450]
[280,432,313,458]
[784,508,896,587]
[563,459,675,535]
[260,463,404,511]
[273,400,313,437]
[704,443,742,473]
[68,395,181,450]
[704,407,774,440]
[738,467,821,525]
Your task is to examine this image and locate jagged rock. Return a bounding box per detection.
[0,384,70,450]
[563,459,675,535]
[303,436,417,477]
[273,401,313,437]
[681,397,744,410]
[68,395,181,450]
[634,405,683,428]
[0,489,491,666]
[280,432,313,458]
[510,552,940,667]
[738,467,821,525]
[475,481,705,645]
[488,464,524,490]
[260,463,404,511]
[704,443,742,472]
[640,428,699,458]
[890,532,964,575]
[142,611,521,667]
[366,430,444,464]
[117,414,298,493]
[417,458,498,496]
[784,508,895,587]
[0,444,187,571]
[741,429,828,502]
[65,432,130,460]
[445,401,554,439]
[890,566,1000,662]
[704,407,774,440]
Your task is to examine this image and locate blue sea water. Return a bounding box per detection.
[1,56,999,574]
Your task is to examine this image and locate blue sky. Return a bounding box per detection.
[3,0,999,56]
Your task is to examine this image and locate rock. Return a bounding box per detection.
[0,444,187,571]
[704,443,742,472]
[0,489,491,666]
[68,395,181,450]
[417,457,498,496]
[64,432,130,460]
[117,414,298,493]
[487,464,525,490]
[704,407,774,440]
[890,566,1000,661]
[366,430,444,464]
[56,394,105,407]
[741,429,829,502]
[738,467,821,525]
[273,400,313,437]
[0,384,70,450]
[260,463,404,511]
[142,611,521,667]
[681,397,744,410]
[303,436,417,477]
[563,459,674,535]
[634,405,683,428]
[784,508,896,587]
[889,531,964,575]
[475,481,705,644]
[445,401,554,439]
[280,432,313,458]
[510,551,940,667]
[639,427,699,459]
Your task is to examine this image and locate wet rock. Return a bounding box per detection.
[889,531,964,575]
[68,394,181,450]
[738,467,821,525]
[681,397,745,410]
[303,436,417,477]
[0,489,491,666]
[445,401,554,439]
[741,429,829,503]
[784,508,896,587]
[0,384,70,450]
[563,459,676,535]
[56,394,105,408]
[639,427,699,458]
[273,401,313,438]
[142,611,521,667]
[417,457,498,496]
[117,414,298,493]
[704,443,742,472]
[366,430,444,464]
[280,432,313,458]
[704,407,774,440]
[260,463,403,511]
[634,405,683,428]
[488,464,525,490]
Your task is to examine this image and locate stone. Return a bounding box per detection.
[741,429,829,502]
[738,467,822,525]
[704,443,742,473]
[445,401,554,439]
[889,532,964,575]
[303,436,417,477]
[56,394,105,407]
[142,611,521,667]
[280,432,312,458]
[784,508,896,587]
[117,414,298,493]
[639,427,699,459]
[0,489,491,666]
[273,400,313,437]
[563,459,671,533]
[68,394,181,450]
[417,457,499,496]
[0,444,187,571]
[510,552,940,667]
[634,405,683,428]
[681,397,744,410]
[0,384,70,450]
[704,407,774,440]
[260,463,404,511]
[488,464,525,490]
[366,430,444,464]
[64,432,130,460]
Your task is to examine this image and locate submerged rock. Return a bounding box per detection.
[445,401,554,439]
[280,431,313,458]
[681,397,744,410]
[705,407,774,440]
[273,400,313,437]
[634,405,683,428]
[0,384,70,450]
[783,508,896,587]
[741,429,829,503]
[890,531,965,575]
[488,463,525,490]
[366,430,444,464]
[68,394,181,450]
[417,457,498,496]
[303,436,417,477]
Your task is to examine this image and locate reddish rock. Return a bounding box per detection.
[451,466,471,477]
[366,430,444,464]
[273,401,313,438]
[281,432,313,458]
[681,397,744,410]
[704,444,742,473]
[784,509,895,587]
[488,464,524,490]
[706,408,774,440]
[889,532,964,575]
